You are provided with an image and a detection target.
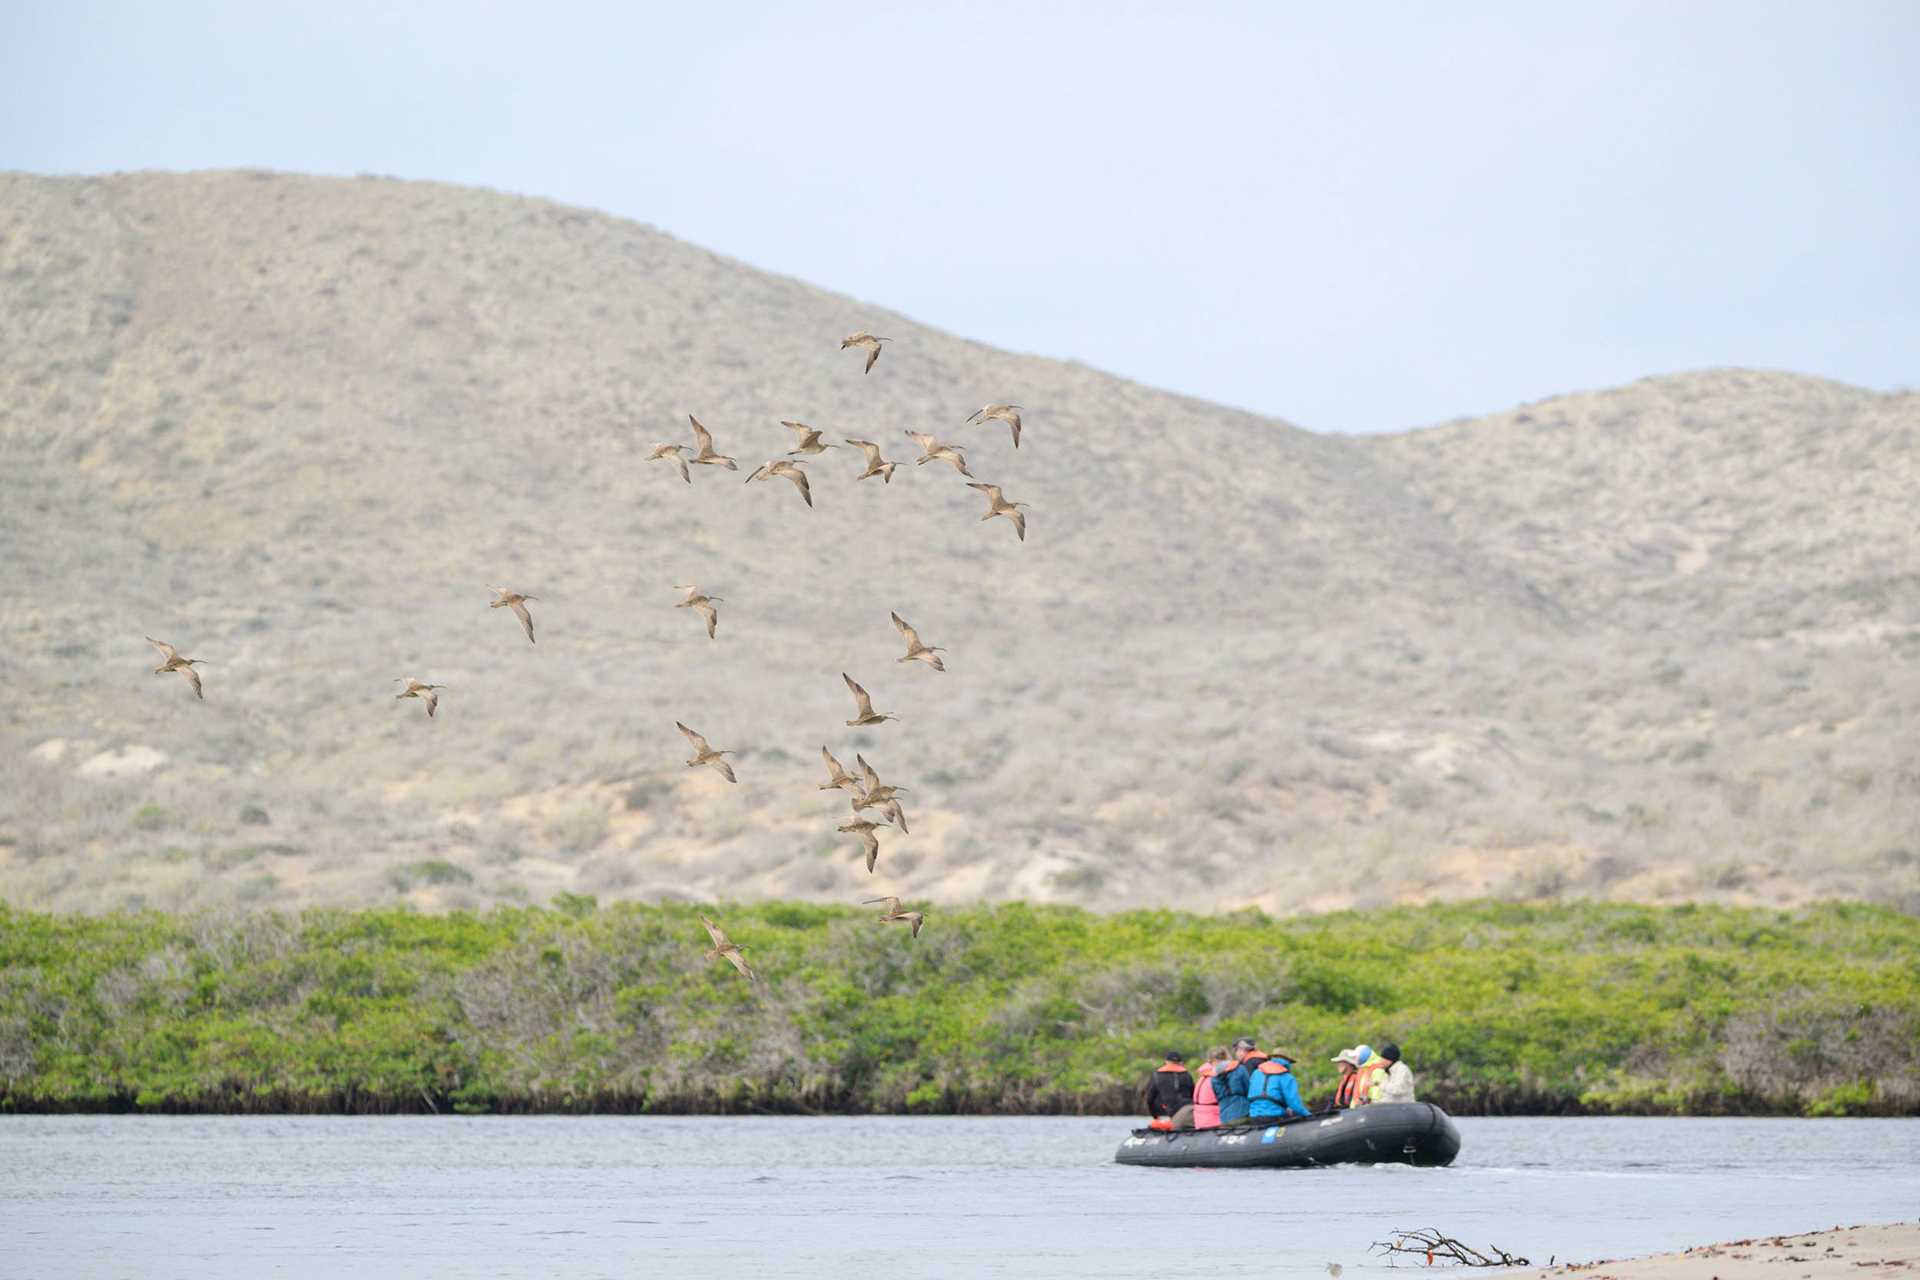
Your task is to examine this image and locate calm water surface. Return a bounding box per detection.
[4,1115,1917,1279]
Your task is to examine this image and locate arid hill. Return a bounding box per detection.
[2,170,1915,915]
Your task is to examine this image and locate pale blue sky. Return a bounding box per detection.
[3,2,1915,431]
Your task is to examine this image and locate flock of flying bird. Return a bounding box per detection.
[142,330,1031,988]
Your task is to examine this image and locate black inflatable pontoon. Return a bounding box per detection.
[1114,1102,1461,1169]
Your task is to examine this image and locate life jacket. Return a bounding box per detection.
[1350,1058,1387,1106]
[1246,1057,1295,1115]
[1333,1069,1361,1109]
[1213,1051,1259,1120]
[1192,1063,1222,1129]
[1146,1061,1191,1118]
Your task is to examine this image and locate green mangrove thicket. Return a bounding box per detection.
[1,899,1915,1116]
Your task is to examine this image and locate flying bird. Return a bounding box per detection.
[677,721,738,783]
[673,585,722,640]
[853,754,909,806]
[905,431,973,477]
[745,459,813,508]
[393,677,445,718]
[145,636,206,700]
[839,819,885,873]
[700,915,756,981]
[647,442,692,483]
[818,746,861,793]
[780,421,837,456]
[863,898,926,938]
[846,438,897,483]
[687,415,738,470]
[876,796,910,835]
[967,482,1028,542]
[841,673,897,727]
[489,587,538,643]
[841,330,889,374]
[966,403,1025,449]
[891,612,945,671]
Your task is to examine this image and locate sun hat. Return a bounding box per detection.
[1331,1047,1360,1066]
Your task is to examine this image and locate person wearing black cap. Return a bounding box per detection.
[1372,1043,1417,1103]
[1143,1051,1194,1130]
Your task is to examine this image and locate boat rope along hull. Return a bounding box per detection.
[1113,1101,1461,1168]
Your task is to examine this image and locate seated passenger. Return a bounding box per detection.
[1215,1036,1262,1125]
[1143,1051,1193,1130]
[1329,1047,1362,1109]
[1347,1043,1385,1106]
[1246,1048,1311,1120]
[1372,1042,1416,1103]
[1177,1046,1233,1130]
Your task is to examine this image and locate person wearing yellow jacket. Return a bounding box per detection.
[1348,1043,1388,1106]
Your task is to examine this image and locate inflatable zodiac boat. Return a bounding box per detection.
[1114,1102,1461,1169]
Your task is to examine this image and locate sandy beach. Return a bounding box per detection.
[1513,1221,1918,1278]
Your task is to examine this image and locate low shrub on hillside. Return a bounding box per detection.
[0,900,1914,1116]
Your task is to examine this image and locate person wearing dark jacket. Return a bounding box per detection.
[1143,1051,1194,1129]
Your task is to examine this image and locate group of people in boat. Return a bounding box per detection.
[1142,1037,1415,1130]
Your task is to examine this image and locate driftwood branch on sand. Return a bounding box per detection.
[1371,1227,1532,1268]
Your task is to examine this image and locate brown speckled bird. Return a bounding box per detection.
[841,330,889,374]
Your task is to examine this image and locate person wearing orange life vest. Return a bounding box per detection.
[1329,1047,1365,1109]
[1142,1051,1194,1130]
[1347,1043,1387,1107]
[1175,1046,1233,1130]
[1245,1047,1311,1120]
[1215,1036,1263,1124]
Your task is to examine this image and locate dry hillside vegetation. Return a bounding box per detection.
[1,170,1916,915]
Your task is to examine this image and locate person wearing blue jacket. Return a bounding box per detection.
[1215,1036,1262,1124]
[1245,1049,1311,1120]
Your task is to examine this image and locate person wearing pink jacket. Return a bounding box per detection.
[1174,1046,1233,1130]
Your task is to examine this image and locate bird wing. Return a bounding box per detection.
[864,344,880,374]
[677,721,711,753]
[693,601,717,638]
[510,598,535,643]
[905,430,936,452]
[821,745,848,782]
[780,420,813,440]
[882,798,909,834]
[1010,510,1026,542]
[847,438,881,466]
[726,950,756,981]
[689,415,715,452]
[145,636,179,661]
[862,896,902,915]
[745,461,771,483]
[967,482,992,495]
[422,689,438,718]
[673,455,690,483]
[711,757,738,783]
[181,666,204,699]
[855,754,881,792]
[891,612,923,649]
[864,831,880,872]
[907,913,924,938]
[842,673,875,717]
[790,469,812,507]
[701,915,730,949]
